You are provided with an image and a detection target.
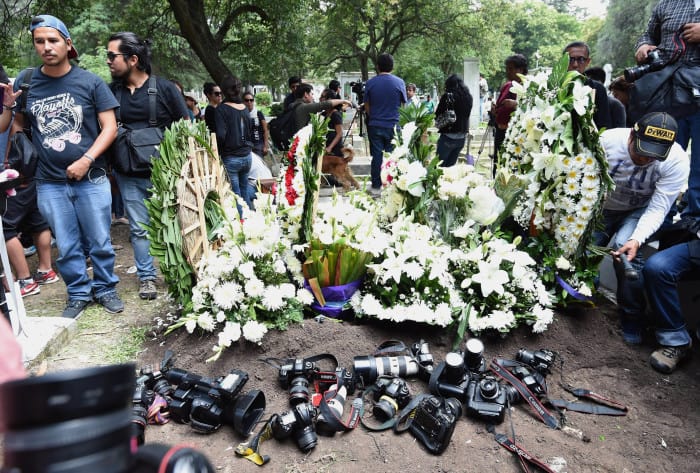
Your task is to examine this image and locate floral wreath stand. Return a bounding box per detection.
[176,135,233,274]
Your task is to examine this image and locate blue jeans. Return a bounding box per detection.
[594,207,648,339]
[436,134,466,167]
[677,110,700,219]
[37,172,119,301]
[222,154,252,210]
[643,240,699,347]
[367,126,395,189]
[115,173,157,281]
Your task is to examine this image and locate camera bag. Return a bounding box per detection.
[628,62,700,123]
[4,67,39,180]
[112,76,163,177]
[434,92,457,131]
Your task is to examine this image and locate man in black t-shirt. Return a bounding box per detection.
[107,32,188,301]
[283,76,301,112]
[565,41,612,130]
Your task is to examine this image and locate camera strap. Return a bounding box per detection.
[235,415,276,466]
[547,384,628,416]
[489,429,557,473]
[316,388,363,432]
[490,358,560,429]
[393,393,432,433]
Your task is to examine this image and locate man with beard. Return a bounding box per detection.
[107,31,188,301]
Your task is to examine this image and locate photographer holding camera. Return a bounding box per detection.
[636,1,700,228]
[364,53,407,196]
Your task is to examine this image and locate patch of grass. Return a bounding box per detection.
[104,325,148,364]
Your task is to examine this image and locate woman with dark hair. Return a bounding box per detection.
[435,74,473,167]
[215,75,253,212]
[320,88,344,157]
[203,81,222,133]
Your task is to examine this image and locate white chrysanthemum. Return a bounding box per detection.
[360,294,383,315]
[212,282,243,310]
[238,261,256,279]
[197,311,215,332]
[262,286,286,311]
[242,320,268,344]
[185,318,197,334]
[244,278,265,298]
[272,258,287,274]
[216,310,226,323]
[531,305,554,333]
[218,321,242,347]
[296,287,315,306]
[278,283,296,299]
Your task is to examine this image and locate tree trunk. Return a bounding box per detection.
[168,0,231,83]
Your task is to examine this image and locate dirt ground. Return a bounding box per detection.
[21,223,700,473]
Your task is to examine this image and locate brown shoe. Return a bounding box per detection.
[650,343,691,374]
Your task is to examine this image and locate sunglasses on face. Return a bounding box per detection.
[106,51,129,62]
[244,98,254,102]
[568,56,588,64]
[213,91,222,96]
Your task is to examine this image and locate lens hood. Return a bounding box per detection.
[0,363,135,430]
[233,389,266,436]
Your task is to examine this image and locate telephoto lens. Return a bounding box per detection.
[288,376,311,406]
[443,352,467,384]
[353,355,419,384]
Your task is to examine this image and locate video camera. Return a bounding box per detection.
[350,80,365,103]
[166,367,265,436]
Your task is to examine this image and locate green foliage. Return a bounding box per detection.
[255,91,272,107]
[269,102,284,117]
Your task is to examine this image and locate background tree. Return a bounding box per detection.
[595,0,657,75]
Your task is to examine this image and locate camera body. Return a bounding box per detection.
[430,340,486,403]
[167,368,248,433]
[516,348,555,375]
[465,375,509,424]
[624,49,666,82]
[409,396,462,455]
[270,402,318,452]
[279,358,354,405]
[373,377,411,421]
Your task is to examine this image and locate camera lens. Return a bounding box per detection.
[443,352,467,384]
[353,356,418,384]
[373,395,399,421]
[444,397,463,417]
[294,425,318,452]
[288,376,310,405]
[478,377,501,400]
[132,404,148,446]
[464,338,486,373]
[132,443,216,473]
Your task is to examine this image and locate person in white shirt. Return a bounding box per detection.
[596,112,690,345]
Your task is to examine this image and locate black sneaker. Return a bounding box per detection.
[63,299,91,318]
[138,279,157,300]
[96,292,124,314]
[650,343,692,374]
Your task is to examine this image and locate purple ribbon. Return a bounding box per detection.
[555,273,592,302]
[303,278,363,318]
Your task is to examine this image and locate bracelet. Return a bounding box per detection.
[2,101,16,111]
[83,153,95,164]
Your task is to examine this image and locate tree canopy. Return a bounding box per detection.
[0,0,651,99]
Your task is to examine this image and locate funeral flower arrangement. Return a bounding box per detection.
[166,195,313,361]
[498,54,614,303]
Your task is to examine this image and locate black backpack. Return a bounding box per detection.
[268,103,299,151]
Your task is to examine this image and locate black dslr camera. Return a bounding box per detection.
[516,348,555,375]
[430,339,487,403]
[167,368,265,436]
[465,375,509,424]
[278,357,354,405]
[624,49,666,82]
[270,402,318,452]
[409,395,462,455]
[373,376,412,421]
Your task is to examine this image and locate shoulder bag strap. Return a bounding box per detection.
[147,75,158,127]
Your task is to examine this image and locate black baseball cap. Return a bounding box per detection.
[632,112,678,161]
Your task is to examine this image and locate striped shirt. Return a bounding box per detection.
[636,0,700,63]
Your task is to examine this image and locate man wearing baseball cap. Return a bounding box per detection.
[596,112,689,345]
[13,14,123,318]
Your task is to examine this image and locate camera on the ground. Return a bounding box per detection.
[372,376,412,421]
[465,375,509,424]
[516,348,555,375]
[409,395,462,455]
[270,402,318,452]
[624,49,666,82]
[166,367,265,436]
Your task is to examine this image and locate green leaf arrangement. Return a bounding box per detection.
[144,120,211,311]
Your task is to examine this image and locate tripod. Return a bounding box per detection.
[476,120,496,177]
[342,105,368,155]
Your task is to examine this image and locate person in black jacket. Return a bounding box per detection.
[435,74,473,167]
[564,42,612,130]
